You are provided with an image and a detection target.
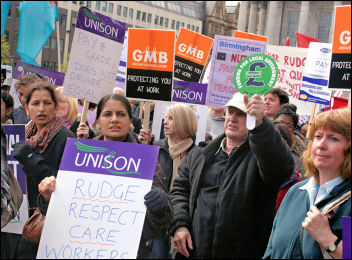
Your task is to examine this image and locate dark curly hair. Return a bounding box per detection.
[273,103,298,128]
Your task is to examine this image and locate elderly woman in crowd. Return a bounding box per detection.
[273,103,307,175]
[35,94,172,259]
[55,86,95,138]
[2,81,76,258]
[139,103,197,258]
[264,108,351,259]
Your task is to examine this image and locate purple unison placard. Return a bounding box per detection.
[343,216,351,259]
[77,6,125,44]
[173,80,208,105]
[3,125,26,193]
[59,138,159,181]
[13,61,65,86]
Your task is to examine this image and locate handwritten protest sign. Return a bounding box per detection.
[207,35,267,107]
[1,125,29,234]
[173,80,208,105]
[63,7,126,104]
[174,28,213,82]
[126,29,175,101]
[267,45,314,116]
[299,42,332,105]
[328,5,351,89]
[152,101,208,145]
[10,61,65,108]
[37,138,159,259]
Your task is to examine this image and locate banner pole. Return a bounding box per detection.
[142,101,151,144]
[139,101,144,119]
[56,20,61,72]
[306,103,317,139]
[79,99,90,136]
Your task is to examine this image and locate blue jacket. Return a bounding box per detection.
[263,178,351,259]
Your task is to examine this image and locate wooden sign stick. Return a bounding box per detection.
[306,103,317,139]
[142,101,151,144]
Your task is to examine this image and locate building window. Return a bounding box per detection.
[86,1,91,8]
[51,37,57,50]
[154,15,159,25]
[44,39,50,49]
[137,10,141,20]
[187,24,190,29]
[171,20,175,29]
[196,26,199,33]
[176,21,180,30]
[108,3,113,14]
[129,8,134,19]
[79,1,84,5]
[152,1,165,8]
[142,12,146,22]
[317,12,332,43]
[95,1,100,10]
[159,17,164,26]
[165,18,169,27]
[192,25,195,31]
[102,1,107,12]
[60,39,64,51]
[117,5,121,15]
[71,17,77,28]
[147,13,152,23]
[286,11,300,46]
[168,3,181,12]
[59,13,67,27]
[123,7,128,17]
[181,22,184,28]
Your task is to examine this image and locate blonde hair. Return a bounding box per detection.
[166,103,197,139]
[302,108,351,180]
[55,87,78,124]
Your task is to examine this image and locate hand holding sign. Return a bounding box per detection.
[233,53,278,129]
[244,94,265,128]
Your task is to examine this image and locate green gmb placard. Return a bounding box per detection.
[233,53,278,97]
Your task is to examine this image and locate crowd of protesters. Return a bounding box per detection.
[1,73,350,259]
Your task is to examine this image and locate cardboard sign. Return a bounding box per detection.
[266,45,315,116]
[174,28,213,82]
[234,30,268,42]
[126,29,175,101]
[207,35,267,107]
[37,138,159,259]
[13,61,65,86]
[299,42,332,105]
[63,7,126,104]
[233,53,278,97]
[173,80,208,105]
[328,5,351,89]
[1,125,29,234]
[152,102,208,145]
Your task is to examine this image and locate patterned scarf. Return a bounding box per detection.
[26,116,65,154]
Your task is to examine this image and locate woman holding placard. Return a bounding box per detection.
[36,93,172,259]
[264,108,351,259]
[138,103,197,259]
[7,81,75,258]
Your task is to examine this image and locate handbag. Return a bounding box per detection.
[300,190,351,259]
[22,207,46,243]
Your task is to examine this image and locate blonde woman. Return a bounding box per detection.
[138,103,197,258]
[55,87,95,139]
[264,108,351,259]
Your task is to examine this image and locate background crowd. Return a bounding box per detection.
[1,73,350,259]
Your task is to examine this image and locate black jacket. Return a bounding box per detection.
[153,137,195,191]
[23,127,75,209]
[170,117,294,259]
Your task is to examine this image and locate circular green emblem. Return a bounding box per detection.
[233,53,278,97]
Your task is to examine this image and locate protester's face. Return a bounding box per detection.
[224,107,247,142]
[164,110,175,137]
[311,127,348,175]
[27,89,55,130]
[273,114,295,134]
[17,86,28,107]
[1,99,7,123]
[98,99,132,142]
[264,93,281,119]
[55,92,70,120]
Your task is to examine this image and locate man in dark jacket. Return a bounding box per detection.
[170,92,294,259]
